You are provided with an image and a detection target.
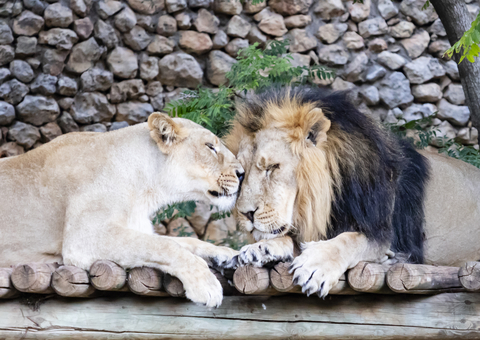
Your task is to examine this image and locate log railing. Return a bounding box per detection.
[1,260,480,299]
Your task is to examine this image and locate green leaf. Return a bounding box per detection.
[445,12,480,64]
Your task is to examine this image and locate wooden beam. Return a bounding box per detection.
[89,260,129,292]
[128,267,169,297]
[459,261,480,292]
[163,273,186,297]
[347,262,393,294]
[1,293,480,339]
[212,268,239,296]
[387,263,463,293]
[0,268,19,299]
[267,262,357,295]
[11,263,58,294]
[270,262,294,292]
[233,265,278,295]
[51,266,97,298]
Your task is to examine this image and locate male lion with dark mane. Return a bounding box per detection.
[225,87,480,298]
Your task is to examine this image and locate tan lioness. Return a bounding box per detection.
[0,112,244,307]
[225,87,480,297]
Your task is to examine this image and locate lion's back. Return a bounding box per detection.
[420,150,480,266]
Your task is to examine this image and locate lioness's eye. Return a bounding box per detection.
[206,143,217,154]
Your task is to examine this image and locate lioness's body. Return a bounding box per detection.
[0,114,243,307]
[1,124,164,267]
[422,150,480,266]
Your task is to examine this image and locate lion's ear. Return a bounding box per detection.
[148,112,188,152]
[306,108,331,147]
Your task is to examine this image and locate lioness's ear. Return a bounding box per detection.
[148,112,188,152]
[306,108,331,146]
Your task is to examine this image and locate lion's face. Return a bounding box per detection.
[235,129,300,241]
[148,113,244,211]
[225,91,334,243]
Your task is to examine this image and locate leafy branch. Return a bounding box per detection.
[385,116,480,169]
[444,12,480,64]
[152,201,197,225]
[164,40,333,137]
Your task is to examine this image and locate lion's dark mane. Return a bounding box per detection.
[240,87,430,263]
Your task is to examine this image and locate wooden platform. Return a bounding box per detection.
[1,293,480,339]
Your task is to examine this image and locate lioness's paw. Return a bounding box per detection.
[180,256,223,308]
[237,240,294,267]
[290,241,348,298]
[209,246,240,270]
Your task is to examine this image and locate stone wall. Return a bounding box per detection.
[0,0,480,157]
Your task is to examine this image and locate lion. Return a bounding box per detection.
[0,112,244,307]
[225,87,480,298]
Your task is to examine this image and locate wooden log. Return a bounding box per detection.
[347,262,393,294]
[128,267,169,297]
[51,266,97,298]
[270,262,295,292]
[269,262,358,295]
[163,273,186,297]
[163,268,240,297]
[233,265,278,295]
[459,261,480,291]
[89,260,128,291]
[11,263,58,294]
[0,268,19,299]
[329,274,357,295]
[387,263,463,294]
[211,268,239,296]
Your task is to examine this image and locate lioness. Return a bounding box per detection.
[225,87,480,297]
[0,113,243,307]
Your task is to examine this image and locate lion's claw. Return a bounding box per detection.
[289,241,347,298]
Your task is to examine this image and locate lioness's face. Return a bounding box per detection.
[179,120,244,211]
[235,128,300,241]
[148,113,244,211]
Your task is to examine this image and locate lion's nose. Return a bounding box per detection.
[241,209,256,223]
[236,171,245,185]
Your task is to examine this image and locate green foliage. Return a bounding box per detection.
[209,209,231,222]
[385,116,438,149]
[227,41,333,94]
[385,116,480,169]
[164,40,333,136]
[152,201,197,224]
[445,12,480,63]
[218,226,249,250]
[165,87,234,137]
[438,140,480,169]
[172,223,196,237]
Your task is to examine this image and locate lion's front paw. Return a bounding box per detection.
[237,239,294,267]
[290,241,348,298]
[180,257,223,308]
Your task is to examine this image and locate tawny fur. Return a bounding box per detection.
[0,113,244,307]
[227,87,480,297]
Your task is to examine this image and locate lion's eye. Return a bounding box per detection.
[206,143,217,154]
[266,164,279,177]
[307,131,316,146]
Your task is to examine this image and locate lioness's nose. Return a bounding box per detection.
[236,170,245,185]
[241,210,256,223]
